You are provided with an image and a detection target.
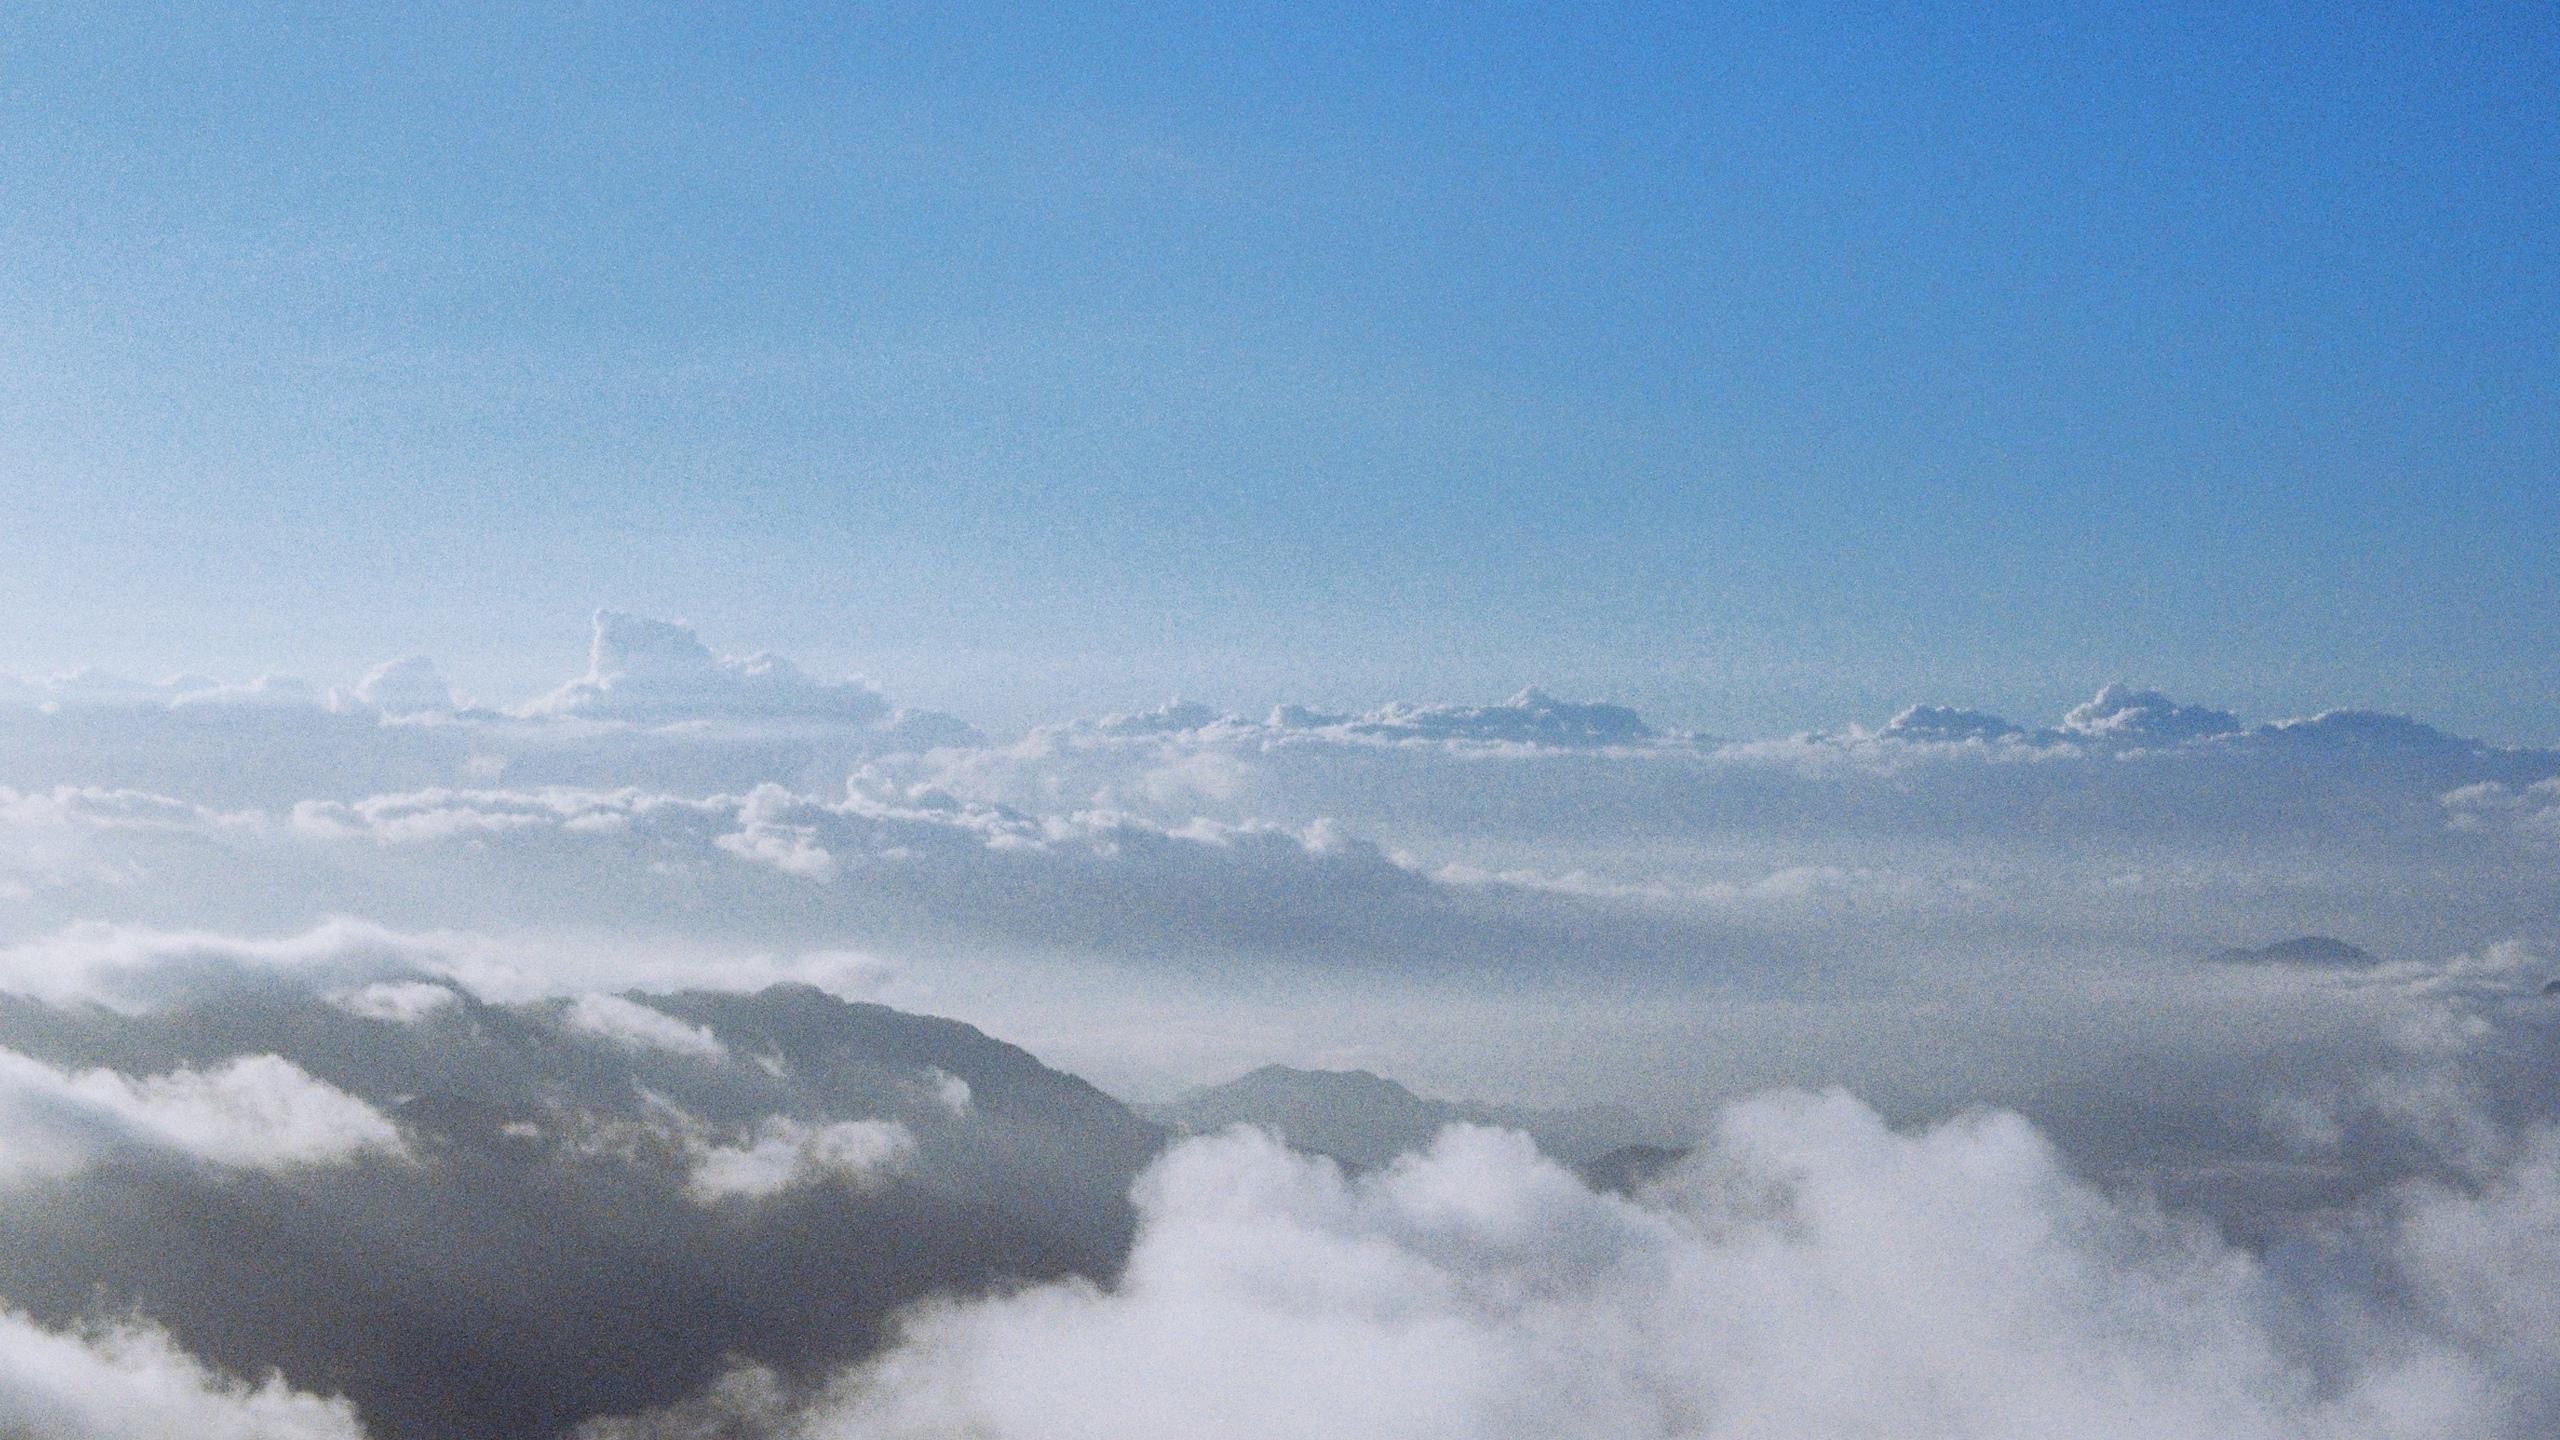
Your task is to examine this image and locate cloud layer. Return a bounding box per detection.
[0,615,2556,1437]
[2,613,2556,1124]
[593,1091,2560,1440]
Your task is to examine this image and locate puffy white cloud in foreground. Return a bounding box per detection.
[565,992,730,1061]
[0,1049,406,1182]
[600,1094,2560,1440]
[0,1307,367,1440]
[2394,1127,2560,1394]
[686,1118,917,1204]
[917,1068,972,1117]
[331,979,463,1024]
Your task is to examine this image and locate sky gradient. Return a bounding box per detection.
[3,1,2553,737]
[8,16,2560,1430]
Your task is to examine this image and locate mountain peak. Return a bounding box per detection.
[2209,936,2377,967]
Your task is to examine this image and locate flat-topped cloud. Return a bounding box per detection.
[0,614,980,807]
[349,657,457,717]
[520,612,899,726]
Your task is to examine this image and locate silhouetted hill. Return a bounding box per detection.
[2209,936,2376,967]
[1148,1063,1658,1168]
[1579,1142,1691,1195]
[0,981,1163,1440]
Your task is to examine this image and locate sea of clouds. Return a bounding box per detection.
[1,612,2555,1437]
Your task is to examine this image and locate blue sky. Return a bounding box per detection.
[2,1,2552,736]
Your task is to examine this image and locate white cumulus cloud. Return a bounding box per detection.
[331,979,462,1025]
[563,992,730,1062]
[0,1049,406,1182]
[0,1307,368,1440]
[685,1117,918,1204]
[522,612,896,726]
[591,1092,2560,1440]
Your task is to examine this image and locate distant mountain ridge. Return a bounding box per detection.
[2209,936,2378,967]
[1146,1063,1662,1168]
